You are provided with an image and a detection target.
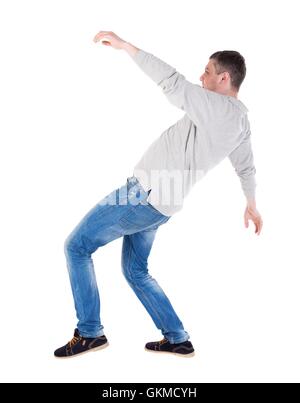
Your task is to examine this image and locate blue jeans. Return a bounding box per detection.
[64,175,190,344]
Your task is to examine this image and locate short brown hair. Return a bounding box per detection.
[209,50,246,91]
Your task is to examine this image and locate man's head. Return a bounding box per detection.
[200,50,246,98]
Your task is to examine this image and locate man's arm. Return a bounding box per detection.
[228,125,263,235]
[122,43,211,126]
[228,128,257,201]
[122,41,139,57]
[93,31,211,126]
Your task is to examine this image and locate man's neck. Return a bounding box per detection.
[227,90,238,99]
[214,88,239,98]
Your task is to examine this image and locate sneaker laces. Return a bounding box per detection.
[69,334,82,347]
[158,338,168,345]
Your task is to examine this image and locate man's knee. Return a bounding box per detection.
[64,231,90,256]
[121,261,149,285]
[64,232,76,256]
[121,260,130,282]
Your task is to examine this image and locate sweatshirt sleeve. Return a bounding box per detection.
[131,49,210,124]
[228,124,257,201]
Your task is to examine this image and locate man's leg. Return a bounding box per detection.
[121,227,190,344]
[63,176,171,338]
[64,199,125,338]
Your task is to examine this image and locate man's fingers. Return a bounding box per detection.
[93,31,110,42]
[244,210,263,235]
[255,218,263,235]
[259,219,263,235]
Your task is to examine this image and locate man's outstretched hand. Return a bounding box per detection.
[93,31,127,50]
[244,204,263,236]
[93,30,139,57]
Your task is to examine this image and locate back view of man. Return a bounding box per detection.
[54,31,263,359]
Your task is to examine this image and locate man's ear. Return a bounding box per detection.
[221,71,230,83]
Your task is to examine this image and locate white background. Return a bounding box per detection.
[0,0,299,383]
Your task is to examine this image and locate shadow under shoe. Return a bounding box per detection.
[145,337,195,357]
[54,328,109,358]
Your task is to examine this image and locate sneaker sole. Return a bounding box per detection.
[144,347,195,358]
[54,341,109,359]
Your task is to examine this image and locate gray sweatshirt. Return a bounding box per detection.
[130,49,256,217]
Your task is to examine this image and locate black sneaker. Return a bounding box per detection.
[145,337,195,357]
[54,328,109,358]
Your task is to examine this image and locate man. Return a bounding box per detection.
[54,31,263,359]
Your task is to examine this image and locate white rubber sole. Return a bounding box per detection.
[54,341,109,359]
[144,347,195,358]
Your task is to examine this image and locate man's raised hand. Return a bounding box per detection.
[93,31,127,50]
